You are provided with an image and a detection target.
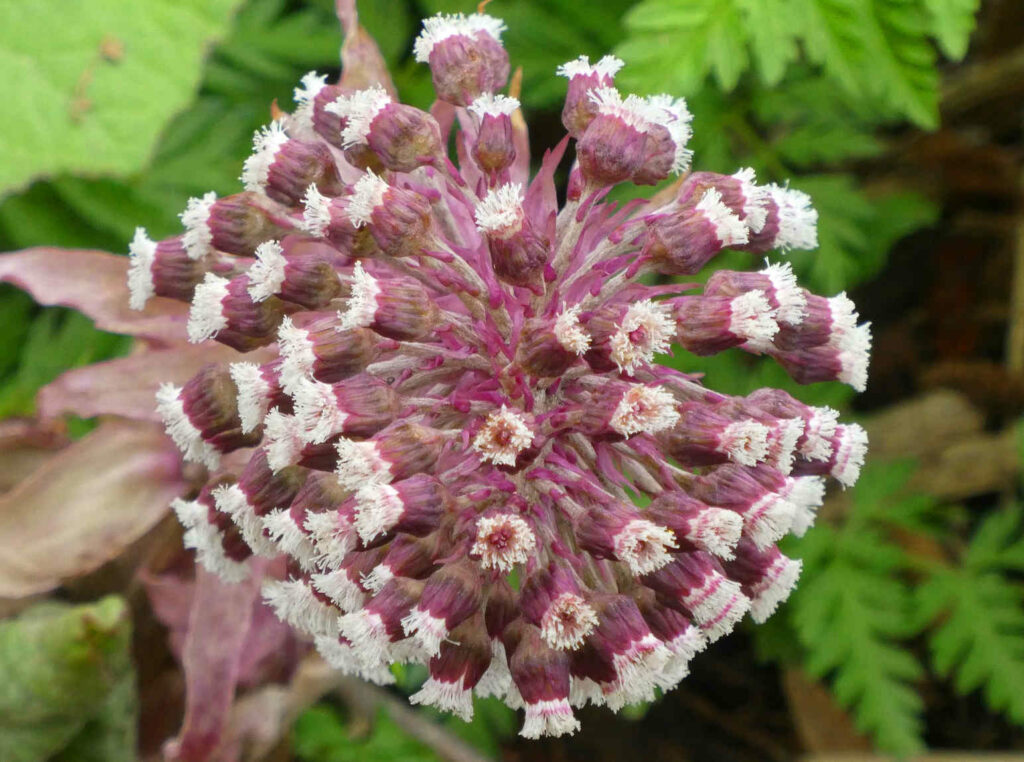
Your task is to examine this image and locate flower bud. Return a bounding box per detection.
[772,291,859,350]
[584,298,676,374]
[403,559,485,656]
[668,290,779,356]
[516,307,591,377]
[337,262,440,341]
[770,324,872,392]
[659,401,771,467]
[724,539,802,623]
[411,612,493,720]
[470,512,537,573]
[468,93,519,175]
[471,405,535,468]
[704,261,806,326]
[642,188,750,274]
[363,532,445,593]
[305,497,360,572]
[575,502,677,575]
[634,592,706,688]
[334,421,446,491]
[172,488,253,583]
[128,229,211,309]
[228,360,292,434]
[353,473,452,543]
[247,237,346,309]
[577,88,651,187]
[677,168,769,235]
[519,565,598,651]
[474,184,550,290]
[414,13,509,106]
[632,94,692,185]
[292,372,399,444]
[506,621,579,738]
[646,491,744,560]
[277,314,388,392]
[155,365,259,469]
[262,575,343,638]
[789,422,868,488]
[346,171,434,258]
[241,121,344,206]
[737,184,818,254]
[338,576,425,665]
[328,85,443,172]
[291,73,345,147]
[187,273,289,350]
[300,185,380,257]
[745,388,840,463]
[641,552,750,642]
[556,55,623,137]
[180,191,292,259]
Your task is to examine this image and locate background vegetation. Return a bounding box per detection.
[1,0,1022,759]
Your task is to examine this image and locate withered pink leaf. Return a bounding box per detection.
[0,248,188,344]
[0,420,184,598]
[336,0,396,96]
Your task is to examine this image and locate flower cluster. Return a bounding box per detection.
[134,11,870,738]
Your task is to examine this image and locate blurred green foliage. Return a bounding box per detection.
[0,597,136,762]
[3,0,1015,758]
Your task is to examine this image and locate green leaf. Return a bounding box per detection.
[922,0,978,59]
[293,704,440,762]
[919,568,1024,725]
[735,0,802,85]
[0,0,246,198]
[963,504,1024,574]
[0,597,136,762]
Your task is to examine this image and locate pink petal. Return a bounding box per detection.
[0,420,184,598]
[163,560,270,762]
[38,343,273,423]
[0,247,188,343]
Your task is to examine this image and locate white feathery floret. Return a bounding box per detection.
[768,184,819,251]
[262,408,306,472]
[338,261,380,331]
[411,676,475,722]
[610,299,676,374]
[293,377,348,444]
[748,556,802,623]
[276,316,317,395]
[521,699,580,739]
[127,227,157,310]
[613,520,678,575]
[556,54,624,80]
[353,482,404,542]
[229,362,271,434]
[173,498,251,583]
[832,423,868,487]
[247,240,287,302]
[697,188,750,247]
[554,305,591,354]
[609,384,680,437]
[731,168,769,234]
[327,85,392,148]
[588,86,653,130]
[472,406,534,466]
[292,71,328,133]
[468,92,520,118]
[718,419,771,466]
[335,438,389,490]
[413,12,506,63]
[300,183,333,237]
[761,261,806,325]
[212,483,279,557]
[262,578,340,637]
[180,191,217,260]
[187,273,230,344]
[540,593,598,651]
[472,514,537,572]
[645,93,694,174]
[682,574,750,642]
[729,290,779,348]
[346,170,389,228]
[155,383,220,469]
[241,121,290,192]
[474,183,525,237]
[684,507,743,560]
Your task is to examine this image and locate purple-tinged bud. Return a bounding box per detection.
[577,88,651,187]
[678,168,769,235]
[335,421,446,491]
[647,491,744,560]
[300,185,380,257]
[187,273,288,350]
[353,473,452,543]
[505,621,579,738]
[337,262,440,341]
[693,464,820,549]
[155,365,258,469]
[772,291,860,350]
[632,94,693,185]
[725,539,802,623]
[291,73,345,148]
[585,298,676,375]
[474,184,550,290]
[338,576,425,665]
[476,580,517,699]
[172,489,253,583]
[572,595,670,710]
[745,388,840,463]
[305,498,360,572]
[247,237,346,309]
[470,512,537,572]
[668,291,778,356]
[789,422,868,489]
[572,381,680,439]
[738,184,818,254]
[770,323,872,392]
[312,548,381,616]
[575,503,677,575]
[520,565,598,651]
[262,575,343,638]
[413,13,509,106]
[228,360,292,435]
[402,559,484,656]
[642,188,750,274]
[262,409,341,472]
[328,85,443,172]
[468,93,519,175]
[241,121,344,206]
[659,401,771,467]
[278,314,387,392]
[556,55,624,137]
[346,171,434,258]
[363,532,445,593]
[411,612,492,720]
[180,191,292,259]
[705,261,806,327]
[471,405,536,468]
[292,372,399,444]
[634,592,706,688]
[128,230,211,309]
[641,552,751,642]
[515,314,585,377]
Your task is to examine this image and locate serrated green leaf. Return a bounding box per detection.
[922,0,978,59]
[964,504,1024,574]
[0,0,246,198]
[735,0,801,85]
[0,597,135,762]
[294,704,441,762]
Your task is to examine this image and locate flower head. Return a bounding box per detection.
[138,9,871,739]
